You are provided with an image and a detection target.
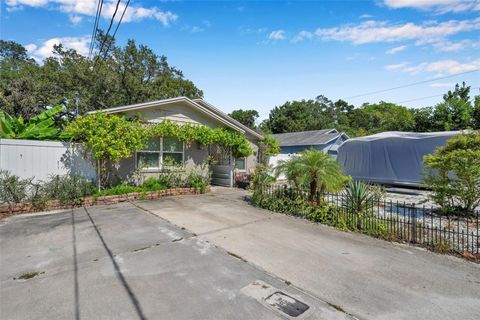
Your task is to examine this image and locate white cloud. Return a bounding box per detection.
[360,14,374,19]
[383,0,480,14]
[386,45,407,54]
[292,30,313,43]
[6,0,178,26]
[431,39,480,52]
[268,30,286,40]
[69,14,82,25]
[309,18,480,45]
[190,26,204,33]
[385,62,410,70]
[25,36,90,61]
[386,59,480,75]
[429,82,456,87]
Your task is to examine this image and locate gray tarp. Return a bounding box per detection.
[337,131,462,187]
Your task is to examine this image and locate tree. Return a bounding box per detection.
[257,134,280,165]
[354,102,415,134]
[260,97,338,134]
[0,36,203,119]
[229,109,259,129]
[423,132,480,216]
[66,113,149,190]
[276,148,349,200]
[412,107,434,132]
[431,82,474,131]
[0,40,43,120]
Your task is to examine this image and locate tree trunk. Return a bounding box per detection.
[310,179,317,202]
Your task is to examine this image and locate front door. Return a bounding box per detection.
[208,144,233,187]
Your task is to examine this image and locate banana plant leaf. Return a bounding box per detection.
[0,111,15,138]
[0,106,67,140]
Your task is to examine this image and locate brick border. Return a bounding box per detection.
[0,186,211,220]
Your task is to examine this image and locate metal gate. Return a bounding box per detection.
[209,144,233,187]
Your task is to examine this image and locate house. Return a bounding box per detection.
[337,131,462,187]
[271,129,349,157]
[88,97,263,187]
[268,129,349,180]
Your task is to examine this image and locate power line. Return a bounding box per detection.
[396,86,480,105]
[88,0,104,59]
[344,69,480,100]
[102,0,130,60]
[96,0,122,58]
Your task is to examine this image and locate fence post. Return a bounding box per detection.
[411,203,417,244]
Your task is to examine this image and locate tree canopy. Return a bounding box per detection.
[228,109,259,129]
[260,84,480,136]
[0,35,203,120]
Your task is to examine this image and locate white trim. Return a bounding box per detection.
[234,157,247,172]
[135,136,185,171]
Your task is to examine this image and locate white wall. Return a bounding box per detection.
[0,139,96,182]
[268,154,295,180]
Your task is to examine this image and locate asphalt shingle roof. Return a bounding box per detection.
[271,129,341,146]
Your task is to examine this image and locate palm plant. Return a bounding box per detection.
[0,105,69,140]
[343,180,376,214]
[276,148,349,200]
[343,180,382,229]
[251,164,276,189]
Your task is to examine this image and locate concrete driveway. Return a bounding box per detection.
[135,187,480,320]
[0,199,351,319]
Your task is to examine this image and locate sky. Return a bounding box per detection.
[1,0,480,119]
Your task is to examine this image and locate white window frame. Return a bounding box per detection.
[136,137,185,171]
[235,157,247,172]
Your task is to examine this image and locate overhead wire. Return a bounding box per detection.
[88,0,104,59]
[395,86,480,105]
[343,69,480,100]
[101,0,131,60]
[95,0,122,58]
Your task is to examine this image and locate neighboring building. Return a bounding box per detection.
[88,97,263,187]
[271,129,349,157]
[337,131,462,187]
[269,129,349,180]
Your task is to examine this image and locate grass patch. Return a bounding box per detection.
[227,251,247,262]
[15,271,44,280]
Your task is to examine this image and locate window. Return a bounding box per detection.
[136,137,184,170]
[235,158,246,170]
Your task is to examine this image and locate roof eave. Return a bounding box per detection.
[86,97,248,135]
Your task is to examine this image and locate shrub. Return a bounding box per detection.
[142,177,167,191]
[95,184,143,197]
[250,164,276,190]
[423,132,480,216]
[185,162,211,193]
[43,175,96,206]
[28,182,49,211]
[0,170,31,206]
[251,188,391,240]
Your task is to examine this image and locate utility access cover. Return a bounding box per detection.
[265,291,310,317]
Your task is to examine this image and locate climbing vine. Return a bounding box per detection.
[149,120,252,158]
[67,113,253,168]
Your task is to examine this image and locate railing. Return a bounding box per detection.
[254,184,479,255]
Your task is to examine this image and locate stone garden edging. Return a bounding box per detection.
[0,186,211,220]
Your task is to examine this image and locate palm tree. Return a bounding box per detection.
[276,148,349,200]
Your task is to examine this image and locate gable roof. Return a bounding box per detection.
[272,129,348,147]
[87,97,263,140]
[193,99,263,139]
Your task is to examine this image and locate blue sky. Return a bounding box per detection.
[1,0,479,119]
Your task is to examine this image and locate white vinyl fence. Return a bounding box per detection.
[0,139,96,182]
